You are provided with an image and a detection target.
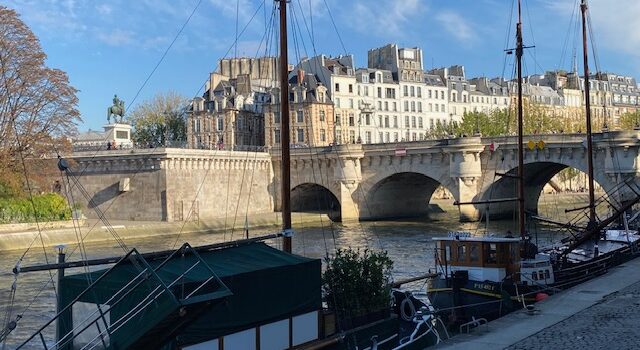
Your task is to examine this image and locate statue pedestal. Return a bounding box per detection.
[103,123,133,149]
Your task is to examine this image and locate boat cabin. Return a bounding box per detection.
[433,233,521,283]
[29,242,323,350]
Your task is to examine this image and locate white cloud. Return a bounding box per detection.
[209,0,254,20]
[435,10,475,44]
[96,4,112,15]
[97,29,135,46]
[543,0,640,66]
[348,0,426,38]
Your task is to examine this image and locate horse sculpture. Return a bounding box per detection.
[107,95,125,124]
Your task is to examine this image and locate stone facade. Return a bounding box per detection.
[263,71,335,147]
[68,149,273,222]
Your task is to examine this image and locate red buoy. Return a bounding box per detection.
[535,293,549,302]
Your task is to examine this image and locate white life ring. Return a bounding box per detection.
[400,297,416,322]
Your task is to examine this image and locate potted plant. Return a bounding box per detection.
[322,248,394,330]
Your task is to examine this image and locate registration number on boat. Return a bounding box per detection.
[473,283,495,292]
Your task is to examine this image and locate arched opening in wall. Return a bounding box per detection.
[363,172,453,220]
[291,183,341,222]
[481,162,611,226]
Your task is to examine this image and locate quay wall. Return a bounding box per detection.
[68,148,274,222]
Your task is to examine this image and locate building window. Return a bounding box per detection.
[418,117,423,128]
[412,116,416,128]
[349,113,355,126]
[410,86,415,97]
[418,102,422,112]
[348,84,353,93]
[428,90,432,98]
[435,104,439,112]
[384,101,389,111]
[335,83,340,92]
[411,101,416,112]
[365,131,372,144]
[385,132,390,142]
[297,128,304,143]
[386,88,395,99]
[417,87,422,98]
[377,87,382,98]
[217,118,224,131]
[403,86,409,96]
[441,104,445,112]
[405,116,410,128]
[349,130,355,143]
[441,91,445,99]
[335,98,340,108]
[394,132,398,142]
[320,110,325,121]
[384,116,389,128]
[274,129,281,144]
[349,99,354,108]
[297,110,304,123]
[393,116,398,128]
[335,113,341,125]
[378,132,383,142]
[320,129,326,142]
[404,101,409,112]
[377,101,382,110]
[365,115,371,125]
[393,102,397,111]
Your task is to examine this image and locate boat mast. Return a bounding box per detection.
[278,0,292,253]
[581,0,597,227]
[516,0,526,241]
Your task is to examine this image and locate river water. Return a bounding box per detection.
[0,194,598,348]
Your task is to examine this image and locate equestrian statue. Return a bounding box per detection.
[107,95,125,124]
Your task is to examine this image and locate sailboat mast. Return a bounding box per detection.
[580,0,597,225]
[516,0,526,240]
[278,0,292,253]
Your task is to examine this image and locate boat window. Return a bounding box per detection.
[439,242,451,263]
[532,272,538,281]
[469,244,480,262]
[457,245,466,262]
[544,270,550,279]
[539,270,544,280]
[485,243,497,264]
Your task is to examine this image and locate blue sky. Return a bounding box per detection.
[5,0,640,131]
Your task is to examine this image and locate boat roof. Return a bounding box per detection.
[433,234,521,243]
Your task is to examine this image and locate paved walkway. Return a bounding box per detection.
[434,256,640,349]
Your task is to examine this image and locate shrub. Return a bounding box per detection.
[0,193,71,223]
[322,248,394,326]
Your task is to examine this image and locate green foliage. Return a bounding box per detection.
[618,111,640,130]
[322,248,394,323]
[443,109,513,137]
[0,193,71,224]
[127,92,188,147]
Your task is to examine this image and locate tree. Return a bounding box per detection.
[618,111,640,130]
[127,92,188,147]
[0,6,80,197]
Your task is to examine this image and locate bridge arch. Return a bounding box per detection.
[359,171,457,220]
[291,183,341,221]
[480,161,609,219]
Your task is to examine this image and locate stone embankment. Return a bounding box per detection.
[0,212,329,251]
[434,256,640,349]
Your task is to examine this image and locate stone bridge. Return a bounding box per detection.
[274,130,640,222]
[67,131,640,224]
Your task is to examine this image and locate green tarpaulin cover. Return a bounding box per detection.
[59,242,321,349]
